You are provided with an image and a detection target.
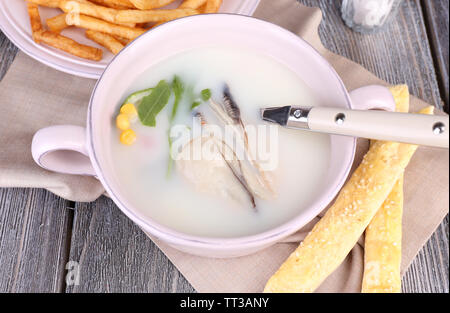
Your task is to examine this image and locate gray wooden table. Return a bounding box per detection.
[0,0,448,293]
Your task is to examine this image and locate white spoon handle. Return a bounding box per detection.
[288,107,449,148]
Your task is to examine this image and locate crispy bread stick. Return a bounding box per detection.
[47,13,70,33]
[130,0,177,10]
[180,0,207,9]
[27,2,43,42]
[362,90,433,293]
[85,30,124,54]
[66,13,146,40]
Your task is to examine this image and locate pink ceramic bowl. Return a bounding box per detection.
[31,14,395,258]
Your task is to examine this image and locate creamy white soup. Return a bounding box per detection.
[110,47,331,238]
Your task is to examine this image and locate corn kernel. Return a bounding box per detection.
[116,113,130,130]
[120,103,137,116]
[120,129,136,145]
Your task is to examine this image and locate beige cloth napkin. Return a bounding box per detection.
[0,0,448,292]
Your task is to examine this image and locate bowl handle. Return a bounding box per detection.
[31,125,96,176]
[349,85,396,112]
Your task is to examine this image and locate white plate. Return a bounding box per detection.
[0,0,260,79]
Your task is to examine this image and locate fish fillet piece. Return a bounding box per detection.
[208,87,277,200]
[176,136,255,207]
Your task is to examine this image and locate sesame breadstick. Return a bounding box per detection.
[362,100,433,292]
[361,85,408,293]
[362,177,404,292]
[264,106,434,293]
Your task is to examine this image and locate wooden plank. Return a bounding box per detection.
[422,0,449,109]
[402,215,449,292]
[65,197,194,293]
[422,0,449,111]
[0,188,73,292]
[298,0,448,292]
[0,31,18,80]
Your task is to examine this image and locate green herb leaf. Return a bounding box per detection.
[190,101,201,110]
[138,80,171,127]
[170,76,184,122]
[201,89,211,101]
[122,87,153,108]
